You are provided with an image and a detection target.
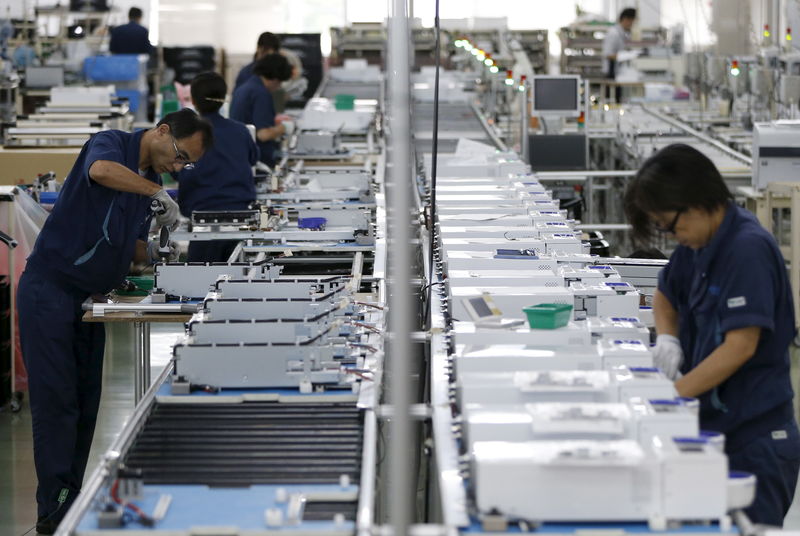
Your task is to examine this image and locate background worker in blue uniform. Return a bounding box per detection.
[230,53,294,168]
[233,32,281,91]
[177,72,258,263]
[624,143,800,527]
[17,109,212,535]
[109,7,154,56]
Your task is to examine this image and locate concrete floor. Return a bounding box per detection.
[2,331,800,534]
[0,323,181,536]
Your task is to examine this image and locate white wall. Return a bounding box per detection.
[0,0,722,55]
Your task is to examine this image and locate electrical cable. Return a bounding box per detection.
[426,0,441,326]
[18,487,70,536]
[110,479,154,527]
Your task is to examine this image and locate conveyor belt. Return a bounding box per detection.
[321,80,381,100]
[123,402,363,486]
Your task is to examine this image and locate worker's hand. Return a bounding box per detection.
[147,239,180,263]
[150,189,180,231]
[281,120,296,138]
[652,334,684,380]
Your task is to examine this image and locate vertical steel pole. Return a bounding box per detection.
[521,80,529,163]
[387,0,413,533]
[133,323,142,405]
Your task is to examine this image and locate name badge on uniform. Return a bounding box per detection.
[727,296,747,308]
[772,430,788,440]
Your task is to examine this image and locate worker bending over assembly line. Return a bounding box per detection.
[624,143,800,527]
[230,53,294,168]
[234,31,281,90]
[178,72,258,262]
[17,109,212,534]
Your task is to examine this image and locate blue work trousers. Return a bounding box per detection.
[17,268,105,522]
[727,419,800,527]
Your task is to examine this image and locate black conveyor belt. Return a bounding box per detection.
[123,402,364,486]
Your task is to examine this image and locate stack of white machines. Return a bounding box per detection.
[431,143,756,531]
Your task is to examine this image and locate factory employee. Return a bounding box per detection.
[234,32,281,91]
[624,144,800,526]
[109,7,154,56]
[17,109,212,535]
[178,72,258,262]
[602,7,636,102]
[230,53,293,167]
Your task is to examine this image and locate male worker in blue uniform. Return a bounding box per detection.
[233,32,281,91]
[624,143,800,527]
[230,53,293,168]
[109,7,154,55]
[178,72,258,262]
[17,108,212,535]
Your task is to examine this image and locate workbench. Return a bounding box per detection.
[83,297,192,405]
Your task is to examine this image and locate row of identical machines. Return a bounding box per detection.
[419,83,758,533]
[56,67,387,535]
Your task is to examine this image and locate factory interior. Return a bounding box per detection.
[3,0,800,535]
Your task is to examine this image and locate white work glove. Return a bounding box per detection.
[652,334,684,380]
[281,120,296,138]
[147,239,180,263]
[150,189,180,231]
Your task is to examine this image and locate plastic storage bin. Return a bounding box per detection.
[334,94,356,110]
[522,303,573,329]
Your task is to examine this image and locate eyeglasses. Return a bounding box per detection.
[653,209,684,234]
[171,136,196,170]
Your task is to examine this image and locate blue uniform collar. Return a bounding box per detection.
[201,110,224,123]
[693,201,737,276]
[244,75,264,89]
[128,129,157,181]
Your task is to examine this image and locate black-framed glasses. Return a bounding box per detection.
[171,136,195,170]
[653,209,684,234]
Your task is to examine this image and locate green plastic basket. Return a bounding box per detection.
[522,303,573,329]
[334,94,356,110]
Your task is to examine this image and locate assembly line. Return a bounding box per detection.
[2,1,800,535]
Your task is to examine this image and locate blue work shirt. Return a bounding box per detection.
[176,111,258,217]
[234,61,255,90]
[26,129,159,294]
[659,202,797,448]
[230,75,278,166]
[109,22,153,55]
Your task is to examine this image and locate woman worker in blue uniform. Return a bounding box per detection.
[230,53,293,168]
[17,109,212,535]
[177,72,258,263]
[624,143,800,527]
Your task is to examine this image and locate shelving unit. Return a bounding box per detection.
[509,29,548,74]
[559,23,665,79]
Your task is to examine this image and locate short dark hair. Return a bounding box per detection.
[190,72,226,114]
[619,8,636,21]
[257,32,281,52]
[157,108,214,151]
[623,144,732,244]
[129,7,143,20]
[253,53,292,82]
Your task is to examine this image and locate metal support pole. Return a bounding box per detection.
[521,81,529,163]
[387,0,413,533]
[133,323,142,405]
[142,322,151,390]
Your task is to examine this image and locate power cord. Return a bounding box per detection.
[18,487,69,536]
